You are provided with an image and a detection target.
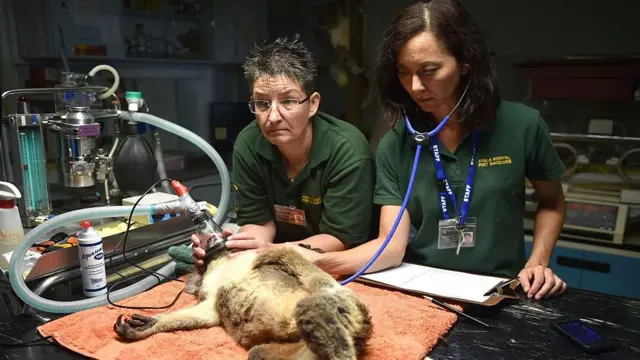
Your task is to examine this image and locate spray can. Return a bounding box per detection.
[0,181,25,270]
[77,220,108,297]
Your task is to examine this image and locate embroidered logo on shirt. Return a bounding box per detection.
[300,195,322,205]
[478,156,512,167]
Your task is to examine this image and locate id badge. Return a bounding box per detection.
[437,217,477,254]
[437,219,460,250]
[274,204,307,226]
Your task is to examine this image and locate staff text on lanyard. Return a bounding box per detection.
[429,131,479,227]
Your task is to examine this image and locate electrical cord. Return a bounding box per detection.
[107,177,178,282]
[104,177,221,310]
[106,177,185,310]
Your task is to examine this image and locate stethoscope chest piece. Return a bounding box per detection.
[413,132,429,145]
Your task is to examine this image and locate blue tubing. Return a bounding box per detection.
[339,115,450,286]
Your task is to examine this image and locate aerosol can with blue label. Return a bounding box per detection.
[77,220,107,297]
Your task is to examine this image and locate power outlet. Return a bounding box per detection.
[588,118,614,135]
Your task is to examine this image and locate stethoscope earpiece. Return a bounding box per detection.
[405,79,471,143]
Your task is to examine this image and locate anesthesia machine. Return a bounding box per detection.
[1,65,231,313]
[0,65,177,227]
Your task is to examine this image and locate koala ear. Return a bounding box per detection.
[461,64,470,75]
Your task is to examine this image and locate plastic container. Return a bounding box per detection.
[77,220,108,297]
[0,181,25,270]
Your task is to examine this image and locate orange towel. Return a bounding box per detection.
[38,280,459,360]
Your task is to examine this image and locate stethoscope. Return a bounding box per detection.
[339,79,471,286]
[404,80,471,144]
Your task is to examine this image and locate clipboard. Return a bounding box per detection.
[356,263,522,306]
[483,278,521,298]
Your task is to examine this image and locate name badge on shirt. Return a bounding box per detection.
[437,217,477,255]
[274,204,307,226]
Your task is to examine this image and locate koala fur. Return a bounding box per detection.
[114,243,373,360]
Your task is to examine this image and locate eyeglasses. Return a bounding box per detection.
[248,97,309,114]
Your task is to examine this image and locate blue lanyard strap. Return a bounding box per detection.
[429,131,479,226]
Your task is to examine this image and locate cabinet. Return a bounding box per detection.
[525,238,640,299]
[580,251,640,299]
[525,240,584,289]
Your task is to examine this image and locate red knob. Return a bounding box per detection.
[81,220,92,229]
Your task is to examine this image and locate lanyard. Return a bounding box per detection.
[429,131,479,226]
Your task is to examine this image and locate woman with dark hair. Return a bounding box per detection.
[302,0,568,301]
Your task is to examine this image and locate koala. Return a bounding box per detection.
[113,241,373,360]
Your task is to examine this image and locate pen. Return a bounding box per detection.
[423,295,490,329]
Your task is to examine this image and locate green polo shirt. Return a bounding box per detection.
[232,111,375,246]
[374,100,565,278]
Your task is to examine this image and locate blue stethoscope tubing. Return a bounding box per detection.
[339,81,470,286]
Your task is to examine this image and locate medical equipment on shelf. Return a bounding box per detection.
[0,64,172,227]
[8,114,230,313]
[1,65,121,226]
[51,67,120,189]
[525,185,629,245]
[3,64,231,313]
[2,111,54,226]
[559,196,628,245]
[339,81,471,286]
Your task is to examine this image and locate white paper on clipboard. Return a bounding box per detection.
[359,263,509,304]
